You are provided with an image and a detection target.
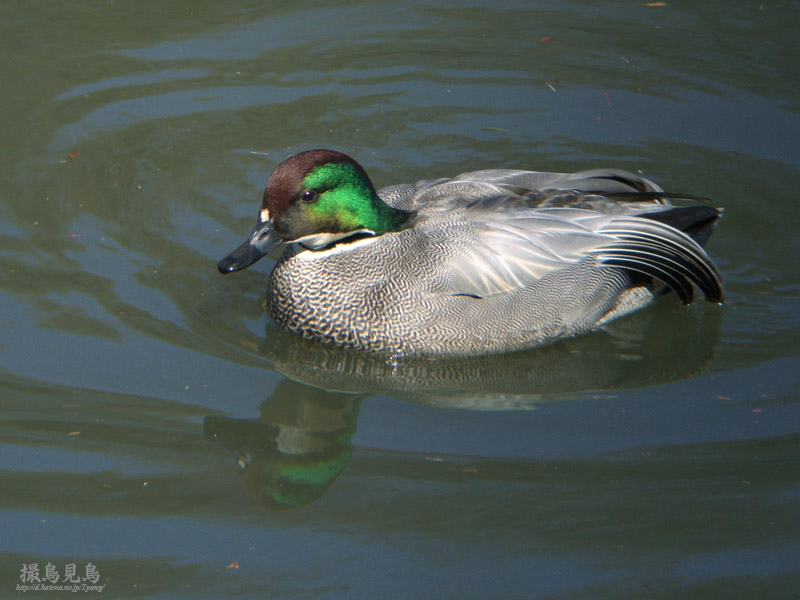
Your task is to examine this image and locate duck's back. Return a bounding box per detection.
[378,167,668,212]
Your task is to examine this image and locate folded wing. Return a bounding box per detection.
[435,204,723,304]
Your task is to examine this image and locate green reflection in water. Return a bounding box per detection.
[205,381,359,510]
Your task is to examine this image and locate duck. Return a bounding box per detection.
[218,149,723,356]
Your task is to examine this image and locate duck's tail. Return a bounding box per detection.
[640,205,723,248]
[594,206,724,304]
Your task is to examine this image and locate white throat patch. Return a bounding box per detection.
[295,229,376,250]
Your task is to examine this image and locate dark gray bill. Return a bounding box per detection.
[217,220,284,273]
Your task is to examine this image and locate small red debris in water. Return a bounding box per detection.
[541,37,556,44]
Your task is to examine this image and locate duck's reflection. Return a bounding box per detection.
[205,303,722,508]
[204,382,360,509]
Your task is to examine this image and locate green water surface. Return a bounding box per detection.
[1,1,799,598]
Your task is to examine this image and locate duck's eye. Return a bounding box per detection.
[301,190,318,203]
